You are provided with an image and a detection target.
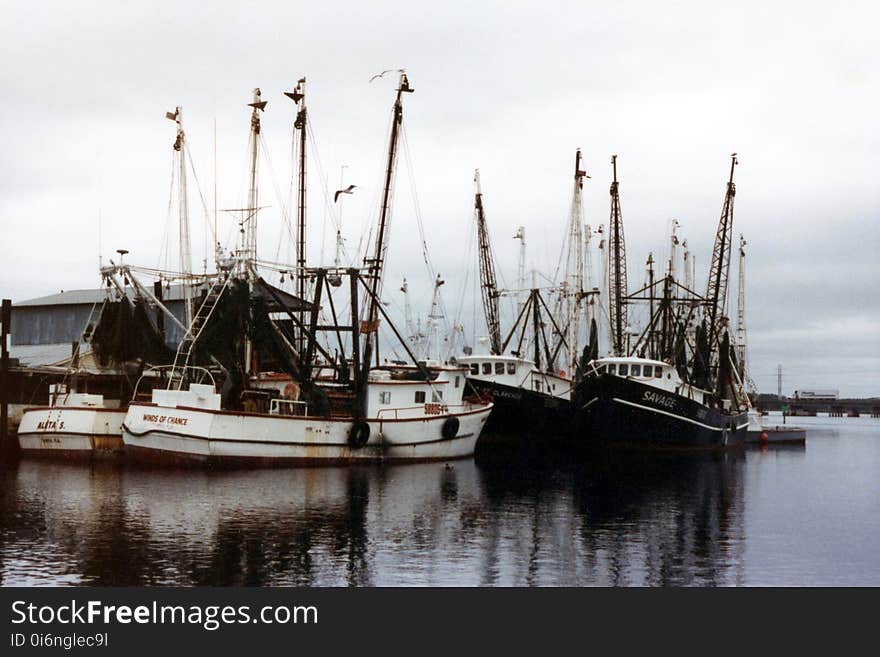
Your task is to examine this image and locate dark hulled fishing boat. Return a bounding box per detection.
[574,154,748,449]
[460,153,600,437]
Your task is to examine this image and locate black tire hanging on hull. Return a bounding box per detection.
[348,421,370,448]
[441,416,460,440]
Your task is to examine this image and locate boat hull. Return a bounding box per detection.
[121,402,492,467]
[574,375,748,449]
[17,406,126,459]
[745,426,806,444]
[466,378,573,437]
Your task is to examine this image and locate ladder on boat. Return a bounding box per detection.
[170,272,233,388]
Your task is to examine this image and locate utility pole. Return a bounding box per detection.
[777,363,783,400]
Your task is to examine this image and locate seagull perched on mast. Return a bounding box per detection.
[369,68,405,83]
[334,184,357,203]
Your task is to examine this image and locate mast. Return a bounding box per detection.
[646,253,655,359]
[361,71,413,377]
[513,226,526,320]
[243,88,267,274]
[705,153,738,381]
[608,154,628,356]
[563,148,588,373]
[474,169,502,354]
[735,234,747,379]
[166,106,193,327]
[425,274,445,359]
[284,78,308,353]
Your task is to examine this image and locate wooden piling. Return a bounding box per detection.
[1,299,10,461]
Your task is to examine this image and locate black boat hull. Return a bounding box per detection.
[467,378,574,437]
[574,374,747,449]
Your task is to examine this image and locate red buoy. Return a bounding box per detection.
[760,431,769,443]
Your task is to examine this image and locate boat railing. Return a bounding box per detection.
[133,365,216,400]
[375,401,478,421]
[270,399,309,417]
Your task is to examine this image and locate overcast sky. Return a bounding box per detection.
[1,0,877,395]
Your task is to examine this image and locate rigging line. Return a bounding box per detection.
[306,122,356,266]
[400,124,454,338]
[158,149,177,275]
[257,133,296,265]
[183,142,216,250]
[450,198,477,347]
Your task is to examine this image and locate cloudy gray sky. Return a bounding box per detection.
[1,0,877,395]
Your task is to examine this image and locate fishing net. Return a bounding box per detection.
[91,298,174,368]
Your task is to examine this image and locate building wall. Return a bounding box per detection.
[11,302,186,348]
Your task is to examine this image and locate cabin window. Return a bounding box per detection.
[415,390,426,403]
[454,376,460,388]
[534,380,543,393]
[379,391,392,404]
[495,362,505,374]
[470,364,479,375]
[507,363,516,374]
[432,390,443,402]
[631,364,641,377]
[619,364,629,376]
[654,367,662,378]
[642,365,652,377]
[482,363,492,375]
[608,364,616,375]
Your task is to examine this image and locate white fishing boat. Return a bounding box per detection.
[17,384,126,459]
[122,73,493,466]
[122,364,491,466]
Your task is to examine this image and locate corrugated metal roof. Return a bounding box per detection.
[16,281,309,308]
[16,285,191,307]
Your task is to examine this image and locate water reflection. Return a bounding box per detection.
[0,445,746,586]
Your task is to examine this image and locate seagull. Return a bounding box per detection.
[369,69,404,83]
[334,184,357,202]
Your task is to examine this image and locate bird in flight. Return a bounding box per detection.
[369,69,404,83]
[334,184,357,202]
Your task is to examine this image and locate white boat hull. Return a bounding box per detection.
[17,406,126,458]
[121,402,492,466]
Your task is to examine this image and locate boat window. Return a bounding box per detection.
[379,391,392,405]
[631,364,641,377]
[619,364,629,376]
[507,363,516,374]
[432,390,443,402]
[654,367,663,378]
[607,364,616,375]
[415,390,426,403]
[454,376,460,388]
[534,380,543,392]
[482,363,492,375]
[642,365,652,377]
[470,364,479,375]
[495,362,505,374]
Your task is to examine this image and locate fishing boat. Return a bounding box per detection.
[122,74,493,466]
[17,384,127,459]
[730,236,806,445]
[574,155,748,449]
[16,105,210,459]
[459,153,598,436]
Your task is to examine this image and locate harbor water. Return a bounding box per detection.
[1,415,878,586]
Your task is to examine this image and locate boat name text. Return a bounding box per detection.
[642,391,676,409]
[142,413,189,426]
